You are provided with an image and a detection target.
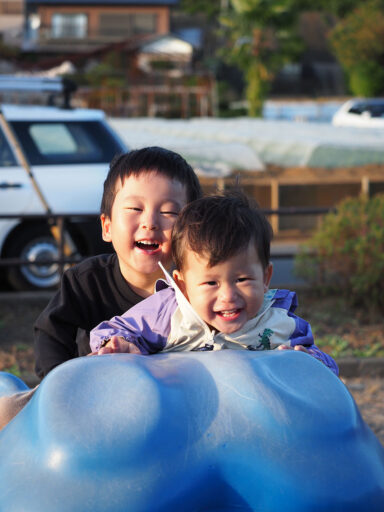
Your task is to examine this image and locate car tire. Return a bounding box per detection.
[5,224,65,291]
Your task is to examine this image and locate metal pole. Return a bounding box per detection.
[0,110,76,256]
[0,110,52,213]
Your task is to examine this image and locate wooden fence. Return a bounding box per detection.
[76,83,217,118]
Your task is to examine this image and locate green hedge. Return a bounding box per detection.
[295,194,384,312]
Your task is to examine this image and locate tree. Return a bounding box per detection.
[328,0,384,96]
[180,0,311,116]
[219,0,305,116]
[181,1,380,115]
[313,0,361,18]
[180,0,221,19]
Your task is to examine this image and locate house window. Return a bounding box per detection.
[133,14,157,34]
[99,13,157,38]
[51,13,88,39]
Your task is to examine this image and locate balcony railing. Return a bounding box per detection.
[33,26,156,48]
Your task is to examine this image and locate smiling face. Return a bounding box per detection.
[101,171,187,295]
[173,242,273,334]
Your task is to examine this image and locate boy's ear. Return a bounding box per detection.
[172,269,188,297]
[100,214,112,243]
[263,263,273,292]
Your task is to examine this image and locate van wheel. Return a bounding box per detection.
[5,225,63,291]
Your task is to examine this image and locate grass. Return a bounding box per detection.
[2,363,21,377]
[0,344,35,377]
[296,290,384,359]
[315,335,384,359]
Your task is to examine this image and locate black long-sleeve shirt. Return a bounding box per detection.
[34,254,144,380]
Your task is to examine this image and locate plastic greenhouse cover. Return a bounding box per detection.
[110,117,384,177]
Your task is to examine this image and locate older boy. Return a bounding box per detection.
[34,146,202,379]
[0,147,201,431]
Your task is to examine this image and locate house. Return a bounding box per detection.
[0,0,23,48]
[13,0,214,119]
[23,0,180,52]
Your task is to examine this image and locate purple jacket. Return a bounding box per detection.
[90,285,339,376]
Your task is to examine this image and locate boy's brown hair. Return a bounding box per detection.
[101,147,202,218]
[172,192,273,271]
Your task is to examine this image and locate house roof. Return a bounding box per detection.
[26,0,179,5]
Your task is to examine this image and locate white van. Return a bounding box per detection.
[0,82,127,290]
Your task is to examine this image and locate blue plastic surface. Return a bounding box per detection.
[0,371,29,396]
[0,350,383,511]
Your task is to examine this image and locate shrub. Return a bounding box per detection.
[329,0,384,96]
[295,194,384,312]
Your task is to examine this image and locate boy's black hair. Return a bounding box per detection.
[172,192,273,270]
[101,147,202,217]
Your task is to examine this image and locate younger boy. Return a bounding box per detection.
[91,193,338,376]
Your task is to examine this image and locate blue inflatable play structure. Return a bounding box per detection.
[0,350,383,511]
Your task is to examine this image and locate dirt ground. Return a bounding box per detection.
[0,292,50,386]
[341,376,384,446]
[0,291,383,446]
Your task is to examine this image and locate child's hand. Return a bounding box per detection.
[277,344,309,353]
[98,336,141,355]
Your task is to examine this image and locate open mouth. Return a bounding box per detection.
[135,240,160,252]
[216,308,242,320]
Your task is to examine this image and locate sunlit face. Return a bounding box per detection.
[101,171,187,288]
[173,242,273,334]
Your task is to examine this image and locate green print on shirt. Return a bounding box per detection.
[248,328,274,351]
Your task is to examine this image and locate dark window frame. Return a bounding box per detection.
[10,120,125,166]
